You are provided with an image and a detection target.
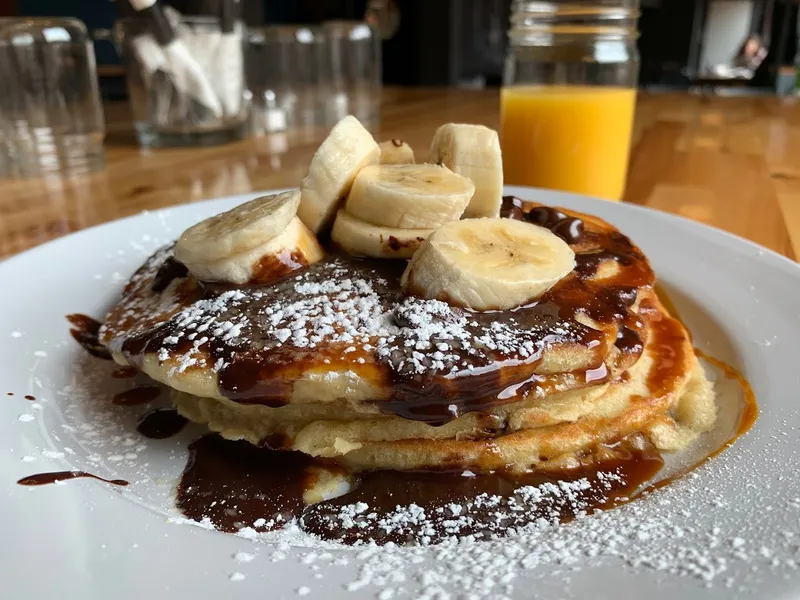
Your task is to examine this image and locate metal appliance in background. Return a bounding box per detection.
[0,17,105,178]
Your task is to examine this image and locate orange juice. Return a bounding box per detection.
[500,85,637,201]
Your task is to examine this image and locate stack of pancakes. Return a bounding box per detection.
[99,200,716,475]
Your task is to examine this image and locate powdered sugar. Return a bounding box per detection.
[233,551,256,563]
[102,250,587,391]
[304,474,628,546]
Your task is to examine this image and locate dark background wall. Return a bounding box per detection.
[9,0,800,91]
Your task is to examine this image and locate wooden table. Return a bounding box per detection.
[2,87,799,260]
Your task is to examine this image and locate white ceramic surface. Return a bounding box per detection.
[2,186,800,600]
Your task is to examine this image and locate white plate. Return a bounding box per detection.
[2,186,800,600]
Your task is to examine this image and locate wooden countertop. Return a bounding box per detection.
[1,87,799,260]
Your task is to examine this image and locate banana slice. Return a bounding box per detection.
[184,217,324,284]
[298,116,380,234]
[401,218,575,311]
[379,139,415,165]
[345,163,474,229]
[175,190,300,265]
[429,123,503,218]
[331,209,432,259]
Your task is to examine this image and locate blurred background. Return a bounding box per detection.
[2,0,799,94]
[2,0,799,262]
[2,0,799,188]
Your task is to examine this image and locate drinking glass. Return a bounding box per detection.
[321,21,381,127]
[245,22,381,132]
[501,0,640,201]
[115,15,249,147]
[0,17,105,177]
[246,26,295,133]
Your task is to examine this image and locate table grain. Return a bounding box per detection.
[1,88,799,260]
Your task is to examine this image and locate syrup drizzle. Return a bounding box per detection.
[136,409,188,439]
[175,434,662,543]
[17,471,128,487]
[112,366,139,379]
[112,385,161,406]
[66,314,111,360]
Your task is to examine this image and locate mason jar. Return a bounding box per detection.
[501,0,639,201]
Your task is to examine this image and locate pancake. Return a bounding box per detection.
[172,293,717,472]
[99,198,717,475]
[100,202,654,424]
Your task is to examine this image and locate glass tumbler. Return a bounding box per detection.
[0,18,105,177]
[321,21,382,127]
[115,15,249,147]
[291,26,326,127]
[246,25,321,131]
[501,0,640,201]
[246,26,294,134]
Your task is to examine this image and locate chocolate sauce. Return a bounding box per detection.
[176,435,317,533]
[551,217,585,244]
[112,366,139,379]
[387,235,424,252]
[17,471,128,487]
[261,432,292,450]
[112,385,161,406]
[136,408,188,439]
[502,198,586,245]
[522,205,569,229]
[174,434,661,544]
[66,314,111,360]
[151,257,188,293]
[615,325,643,355]
[110,199,655,425]
[575,247,636,277]
[304,442,662,545]
[500,195,526,221]
[24,395,35,401]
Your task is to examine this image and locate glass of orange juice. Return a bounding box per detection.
[501,1,640,201]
